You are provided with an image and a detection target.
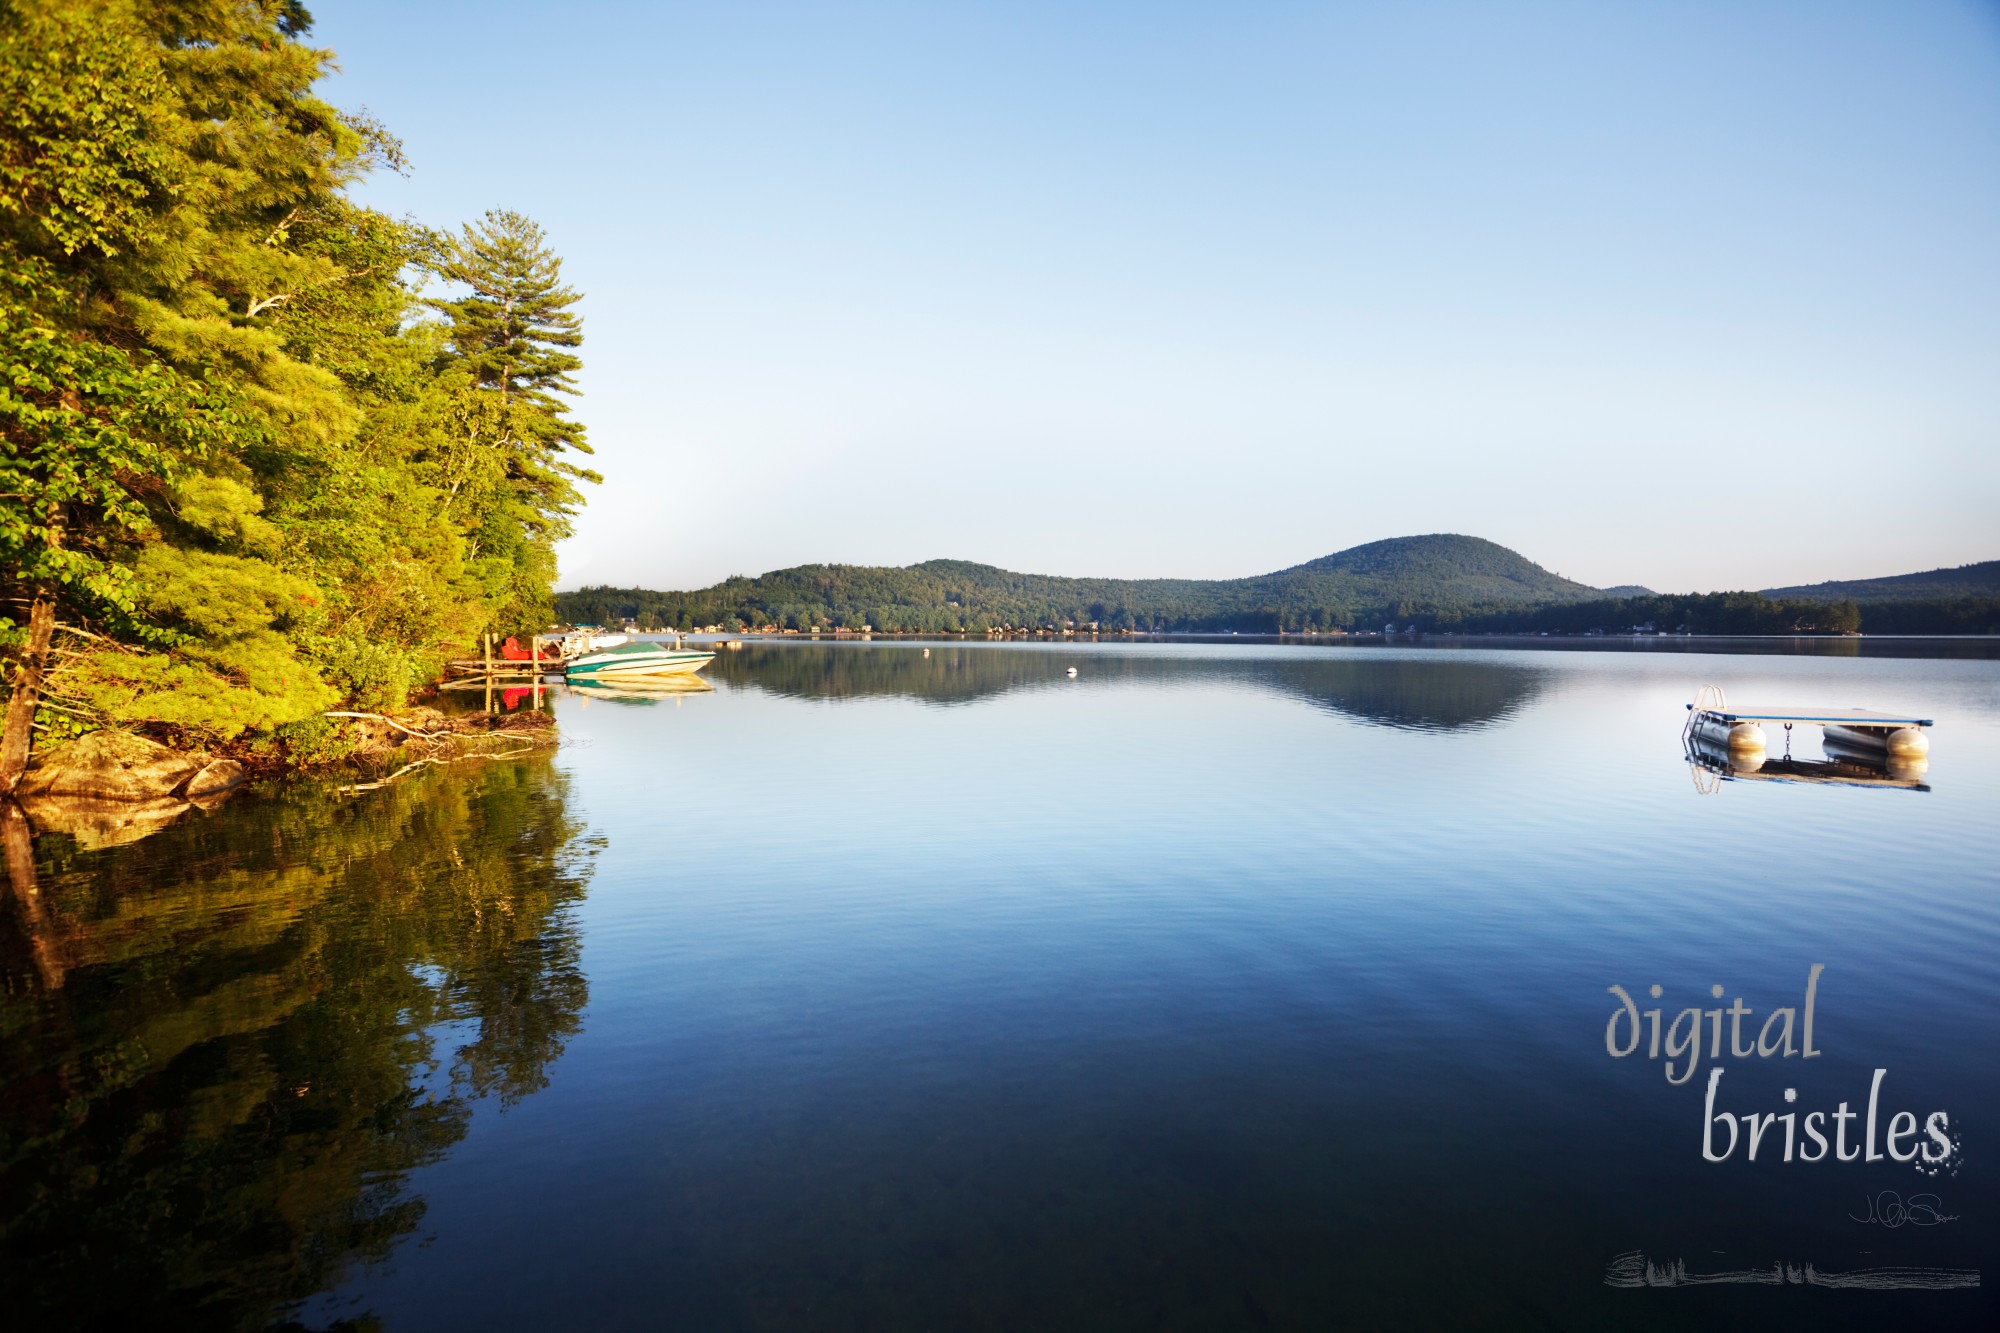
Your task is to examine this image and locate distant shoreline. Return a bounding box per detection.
[652,628,2000,642]
[647,629,2000,657]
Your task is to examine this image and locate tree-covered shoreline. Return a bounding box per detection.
[1,0,593,784]
[558,538,2000,638]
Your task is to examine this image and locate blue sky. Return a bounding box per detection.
[316,1,2000,593]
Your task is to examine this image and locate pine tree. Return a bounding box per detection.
[426,210,600,629]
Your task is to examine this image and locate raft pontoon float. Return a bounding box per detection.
[1683,685,1932,759]
[1681,685,1936,793]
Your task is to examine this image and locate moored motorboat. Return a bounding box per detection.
[564,640,715,678]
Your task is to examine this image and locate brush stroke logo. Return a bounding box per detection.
[1604,1251,1979,1291]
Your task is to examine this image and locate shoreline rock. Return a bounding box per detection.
[10,709,559,850]
[15,731,202,802]
[185,758,247,798]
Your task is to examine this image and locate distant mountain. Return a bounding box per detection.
[556,537,2000,636]
[1762,560,2000,603]
[557,534,1611,633]
[1259,534,1597,604]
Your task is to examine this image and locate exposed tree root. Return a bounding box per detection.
[326,710,553,794]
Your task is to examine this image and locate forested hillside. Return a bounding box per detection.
[557,534,1605,633]
[1,0,593,782]
[1763,560,2000,602]
[560,535,1999,637]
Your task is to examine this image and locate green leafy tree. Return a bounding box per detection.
[1,3,599,771]
[0,0,297,779]
[0,266,256,784]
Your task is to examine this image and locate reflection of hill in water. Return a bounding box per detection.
[1253,656,1547,731]
[706,645,1545,732]
[0,761,597,1328]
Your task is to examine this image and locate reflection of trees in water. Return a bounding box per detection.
[707,646,1546,732]
[0,760,597,1330]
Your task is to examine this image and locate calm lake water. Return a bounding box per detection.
[3,641,1996,1330]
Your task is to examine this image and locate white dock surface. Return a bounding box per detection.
[1689,705,1933,727]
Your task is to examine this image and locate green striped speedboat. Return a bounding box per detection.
[564,640,716,678]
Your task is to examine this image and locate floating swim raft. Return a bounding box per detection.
[1683,686,1932,759]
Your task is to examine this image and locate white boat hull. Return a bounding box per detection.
[566,647,714,677]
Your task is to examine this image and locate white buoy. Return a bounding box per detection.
[1066,666,1078,677]
[923,648,930,657]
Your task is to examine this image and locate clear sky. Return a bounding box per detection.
[315,1,2000,594]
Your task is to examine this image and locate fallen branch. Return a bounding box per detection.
[322,710,452,742]
[335,741,544,793]
[337,756,442,793]
[327,708,552,794]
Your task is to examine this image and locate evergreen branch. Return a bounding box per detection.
[245,263,392,318]
[260,206,303,246]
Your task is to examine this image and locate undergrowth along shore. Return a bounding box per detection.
[257,707,558,780]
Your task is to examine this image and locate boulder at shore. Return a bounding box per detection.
[14,731,203,802]
[185,758,247,799]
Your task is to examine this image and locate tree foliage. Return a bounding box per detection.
[423,209,599,632]
[0,0,593,759]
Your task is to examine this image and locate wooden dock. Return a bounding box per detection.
[440,634,563,703]
[444,634,561,678]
